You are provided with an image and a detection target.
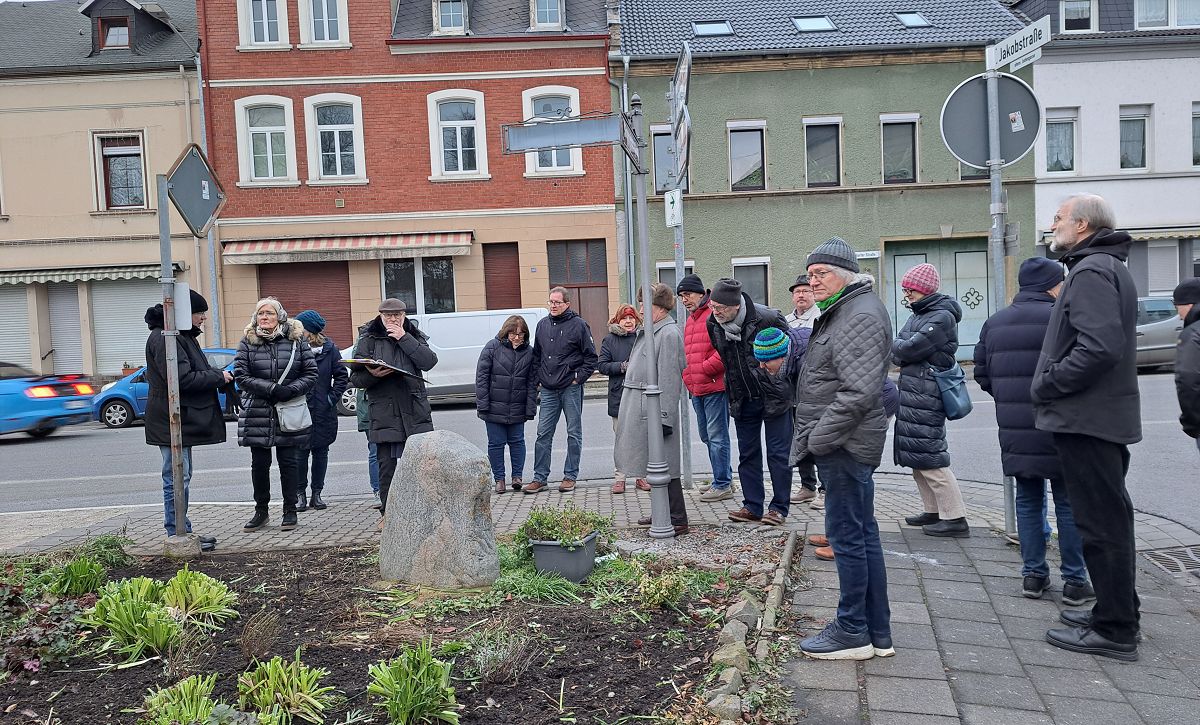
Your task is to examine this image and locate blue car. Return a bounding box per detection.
[92,347,239,429]
[0,362,96,438]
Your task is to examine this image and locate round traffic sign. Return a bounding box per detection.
[940,72,1041,170]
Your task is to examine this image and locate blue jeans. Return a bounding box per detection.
[691,392,733,488]
[732,400,793,517]
[533,384,584,483]
[295,446,329,496]
[368,441,380,494]
[159,445,193,536]
[485,421,527,482]
[1015,476,1088,583]
[815,447,890,641]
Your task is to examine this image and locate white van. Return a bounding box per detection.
[339,307,550,413]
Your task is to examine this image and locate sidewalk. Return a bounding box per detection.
[4,473,1199,723]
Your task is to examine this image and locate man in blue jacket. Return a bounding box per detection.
[525,286,598,494]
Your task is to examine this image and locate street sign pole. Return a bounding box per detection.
[668,43,694,490]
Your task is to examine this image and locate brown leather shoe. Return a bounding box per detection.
[674,525,689,536]
[511,476,523,491]
[523,481,548,494]
[495,479,506,494]
[635,478,651,491]
[815,546,834,561]
[761,511,786,526]
[637,515,651,526]
[808,534,829,547]
[728,507,762,523]
[558,479,576,492]
[611,479,626,494]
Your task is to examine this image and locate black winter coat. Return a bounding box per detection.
[304,337,349,450]
[234,319,318,448]
[531,308,597,390]
[892,293,961,470]
[1032,229,1141,445]
[1176,305,1200,439]
[476,336,537,425]
[597,325,637,418]
[748,326,809,419]
[974,290,1062,479]
[143,305,227,448]
[707,292,790,419]
[349,316,438,444]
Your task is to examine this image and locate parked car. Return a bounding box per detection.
[338,307,551,414]
[1136,296,1184,369]
[91,347,239,428]
[0,362,95,438]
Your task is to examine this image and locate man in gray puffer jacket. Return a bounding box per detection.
[790,237,894,661]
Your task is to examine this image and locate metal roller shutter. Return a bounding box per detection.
[0,285,32,367]
[1147,241,1179,295]
[47,282,84,375]
[483,243,521,309]
[91,278,163,375]
[257,261,353,348]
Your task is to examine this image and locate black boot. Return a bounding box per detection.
[295,489,309,512]
[904,512,940,526]
[310,492,326,510]
[281,511,298,531]
[923,517,970,538]
[243,509,268,531]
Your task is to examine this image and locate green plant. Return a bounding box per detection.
[237,648,336,724]
[82,577,180,661]
[77,534,133,569]
[458,627,536,685]
[163,566,239,628]
[514,504,614,552]
[367,638,460,725]
[50,556,105,597]
[141,673,219,725]
[493,564,582,606]
[637,564,689,609]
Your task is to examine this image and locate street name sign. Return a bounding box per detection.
[986,15,1051,70]
[166,144,227,238]
[670,41,692,131]
[940,72,1041,169]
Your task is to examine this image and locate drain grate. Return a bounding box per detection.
[1142,546,1200,575]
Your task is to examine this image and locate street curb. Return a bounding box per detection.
[755,529,798,661]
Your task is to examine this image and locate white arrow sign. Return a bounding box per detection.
[987,15,1051,71]
[664,188,682,228]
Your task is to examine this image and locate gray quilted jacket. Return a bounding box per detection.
[790,281,894,467]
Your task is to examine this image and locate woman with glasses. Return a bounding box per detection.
[475,315,537,494]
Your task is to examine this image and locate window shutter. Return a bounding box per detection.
[257,261,354,347]
[483,243,522,310]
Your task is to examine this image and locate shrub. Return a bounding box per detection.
[163,566,239,628]
[50,556,105,597]
[458,628,536,685]
[77,534,133,569]
[367,638,460,725]
[636,564,689,609]
[83,577,179,661]
[514,505,614,553]
[237,648,336,724]
[140,673,219,725]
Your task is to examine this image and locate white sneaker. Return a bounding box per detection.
[698,480,713,492]
[810,491,825,511]
[700,486,734,502]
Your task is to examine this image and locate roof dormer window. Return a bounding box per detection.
[435,0,467,34]
[531,0,564,30]
[793,16,837,32]
[692,20,732,36]
[99,17,130,48]
[895,12,932,28]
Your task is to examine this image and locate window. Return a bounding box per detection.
[303,93,366,182]
[1120,105,1150,170]
[436,0,466,32]
[652,126,687,194]
[252,0,280,42]
[1138,297,1178,324]
[94,134,145,209]
[234,96,298,185]
[99,18,130,48]
[1061,0,1097,32]
[237,0,291,47]
[881,116,918,183]
[548,239,607,286]
[1137,0,1200,28]
[532,0,562,28]
[692,21,732,36]
[656,261,695,289]
[895,12,932,28]
[1045,109,1077,172]
[728,124,765,192]
[804,119,841,187]
[383,257,456,315]
[427,90,489,180]
[732,257,769,305]
[521,86,583,176]
[297,0,349,46]
[793,16,837,31]
[1193,103,1200,166]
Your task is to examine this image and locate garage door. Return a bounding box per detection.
[47,282,84,375]
[257,261,353,348]
[91,278,163,375]
[0,285,32,367]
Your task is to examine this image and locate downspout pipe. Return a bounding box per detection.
[621,55,634,303]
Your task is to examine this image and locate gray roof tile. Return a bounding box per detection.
[391,0,608,40]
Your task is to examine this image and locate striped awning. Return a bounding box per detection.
[0,263,181,286]
[222,232,474,265]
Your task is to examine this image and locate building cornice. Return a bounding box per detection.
[610,47,986,77]
[209,67,607,87]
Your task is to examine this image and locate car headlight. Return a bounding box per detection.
[101,381,115,392]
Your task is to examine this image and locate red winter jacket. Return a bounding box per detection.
[683,298,726,397]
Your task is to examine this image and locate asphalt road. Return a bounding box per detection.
[1,371,1195,532]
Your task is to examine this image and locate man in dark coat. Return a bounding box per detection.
[144,290,230,551]
[1033,193,1141,661]
[706,277,792,526]
[975,258,1092,605]
[1173,278,1200,454]
[349,298,438,517]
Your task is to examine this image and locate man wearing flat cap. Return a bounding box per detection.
[1174,277,1200,454]
[349,298,438,519]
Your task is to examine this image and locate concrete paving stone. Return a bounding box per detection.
[890,622,939,651]
[868,712,959,725]
[784,657,859,692]
[932,618,1011,649]
[969,559,1020,578]
[959,704,1053,725]
[926,598,1001,624]
[886,601,932,626]
[948,671,1044,711]
[958,535,1016,550]
[866,676,958,717]
[941,643,1026,677]
[916,564,984,583]
[1096,661,1200,698]
[923,579,991,603]
[791,606,839,631]
[904,538,968,553]
[880,552,918,569]
[998,614,1058,642]
[863,647,947,679]
[792,588,841,607]
[798,571,842,589]
[790,689,860,724]
[979,574,1028,597]
[1010,638,1103,671]
[961,547,1024,564]
[1133,594,1188,616]
[883,568,919,586]
[1043,695,1146,725]
[884,583,926,605]
[1126,691,1200,722]
[1023,664,1124,702]
[879,531,908,543]
[989,593,1060,620]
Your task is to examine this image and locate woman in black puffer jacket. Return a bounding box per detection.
[476,315,537,495]
[596,304,641,494]
[234,298,318,533]
[891,264,969,538]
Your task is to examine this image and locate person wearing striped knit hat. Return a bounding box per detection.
[746,325,809,519]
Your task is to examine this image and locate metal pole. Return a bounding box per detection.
[193,49,222,346]
[622,56,637,304]
[986,69,1017,537]
[667,86,693,491]
[158,175,193,551]
[630,94,674,539]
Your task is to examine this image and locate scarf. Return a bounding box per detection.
[720,304,748,341]
[256,324,285,341]
[815,288,846,312]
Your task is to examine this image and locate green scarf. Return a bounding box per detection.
[815,288,846,311]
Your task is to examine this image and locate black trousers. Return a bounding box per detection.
[251,446,299,514]
[1053,432,1140,644]
[375,442,407,515]
[798,457,821,492]
[668,477,688,526]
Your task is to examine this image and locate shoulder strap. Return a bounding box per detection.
[278,340,297,384]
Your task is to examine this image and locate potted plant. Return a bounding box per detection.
[515,504,614,583]
[121,361,140,376]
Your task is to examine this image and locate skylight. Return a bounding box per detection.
[692,20,733,36]
[793,16,837,32]
[896,12,933,28]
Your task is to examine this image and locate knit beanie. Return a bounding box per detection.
[710,277,742,306]
[1018,257,1065,292]
[753,327,789,362]
[901,263,941,295]
[188,289,209,313]
[807,237,860,273]
[295,309,326,334]
[676,273,705,295]
[1173,278,1200,305]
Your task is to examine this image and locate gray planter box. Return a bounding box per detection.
[530,531,599,583]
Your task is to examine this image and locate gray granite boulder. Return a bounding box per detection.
[379,430,499,588]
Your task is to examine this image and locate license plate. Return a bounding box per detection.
[65,400,88,409]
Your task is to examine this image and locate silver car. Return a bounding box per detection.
[1136,296,1183,369]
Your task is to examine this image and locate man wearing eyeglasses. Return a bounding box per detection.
[525,286,598,494]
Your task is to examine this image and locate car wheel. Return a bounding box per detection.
[27,426,57,438]
[102,400,135,429]
[337,388,357,416]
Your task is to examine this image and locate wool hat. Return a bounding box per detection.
[188,289,209,314]
[295,309,326,334]
[710,277,743,307]
[901,263,941,295]
[753,327,789,362]
[676,273,705,295]
[253,297,287,323]
[1018,257,1065,293]
[788,274,811,292]
[378,297,408,313]
[1173,278,1200,305]
[807,237,860,273]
